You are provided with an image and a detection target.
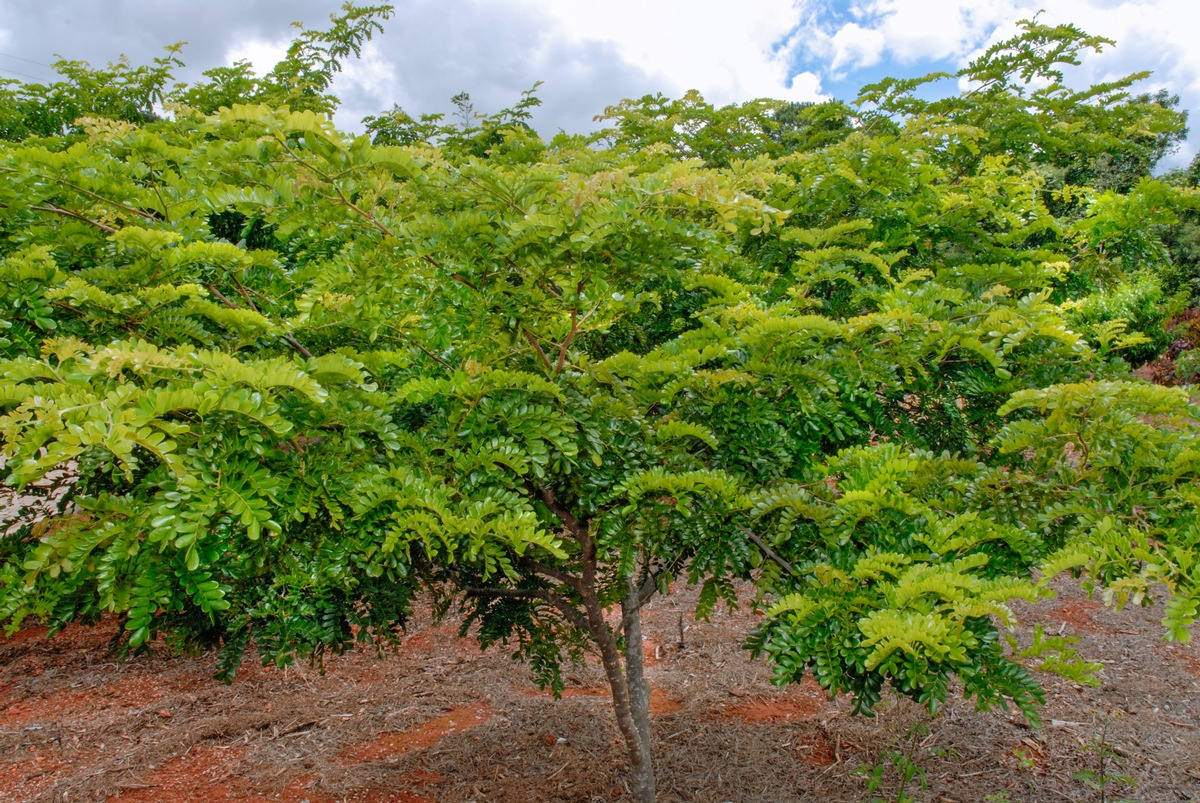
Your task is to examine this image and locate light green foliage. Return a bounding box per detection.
[1061,271,1170,363]
[749,446,1051,719]
[595,91,859,166]
[0,9,1196,786]
[996,382,1200,641]
[0,48,183,141]
[856,18,1187,183]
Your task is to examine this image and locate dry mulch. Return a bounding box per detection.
[2,578,1199,802]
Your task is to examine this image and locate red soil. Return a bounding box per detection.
[339,704,494,764]
[3,581,1199,802]
[524,686,682,714]
[1048,598,1107,634]
[723,682,831,724]
[111,746,252,802]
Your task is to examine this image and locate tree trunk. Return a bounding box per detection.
[547,488,658,803]
[580,571,657,802]
[621,580,656,803]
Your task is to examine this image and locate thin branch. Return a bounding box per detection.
[148,181,171,224]
[740,526,797,578]
[202,282,237,308]
[635,552,689,607]
[636,572,659,608]
[279,335,314,361]
[52,177,158,221]
[521,558,584,594]
[465,587,589,632]
[277,137,397,239]
[203,282,314,359]
[555,278,600,374]
[555,307,577,374]
[576,297,603,329]
[552,299,601,374]
[336,190,396,238]
[243,285,274,305]
[450,271,480,292]
[528,484,590,546]
[1,202,118,233]
[534,276,564,298]
[382,324,453,370]
[229,275,262,313]
[417,253,480,298]
[522,328,555,373]
[0,168,160,222]
[460,171,527,217]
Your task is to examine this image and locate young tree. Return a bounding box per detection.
[0,47,183,142]
[855,18,1188,182]
[1,10,1197,802]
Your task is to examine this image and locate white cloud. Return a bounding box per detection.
[332,41,400,127]
[826,23,887,74]
[519,0,825,104]
[860,0,1021,63]
[797,0,1022,71]
[789,70,825,98]
[223,36,289,77]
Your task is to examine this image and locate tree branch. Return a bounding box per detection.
[465,586,589,632]
[41,175,158,221]
[277,137,398,239]
[528,484,590,547]
[555,307,577,374]
[0,167,158,223]
[520,558,584,594]
[1,202,118,233]
[523,328,555,373]
[555,288,601,374]
[460,171,527,217]
[278,336,314,361]
[149,181,171,224]
[635,551,689,607]
[740,526,797,577]
[229,274,262,313]
[382,324,453,370]
[203,282,314,359]
[449,271,480,292]
[636,571,659,607]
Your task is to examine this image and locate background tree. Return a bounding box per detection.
[855,19,1187,181]
[173,3,393,116]
[0,48,183,142]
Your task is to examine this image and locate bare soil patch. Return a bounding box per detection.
[340,704,494,763]
[720,677,829,724]
[2,580,1199,802]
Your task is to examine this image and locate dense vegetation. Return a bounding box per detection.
[1,6,1198,800]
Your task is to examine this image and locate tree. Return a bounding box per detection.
[174,3,394,116]
[0,47,183,142]
[1,11,1197,802]
[856,18,1187,182]
[763,99,859,154]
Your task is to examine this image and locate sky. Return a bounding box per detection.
[1,0,1198,168]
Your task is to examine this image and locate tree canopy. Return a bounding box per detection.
[1,7,1198,801]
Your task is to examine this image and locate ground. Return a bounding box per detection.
[2,578,1199,802]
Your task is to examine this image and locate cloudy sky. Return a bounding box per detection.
[1,0,1198,168]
